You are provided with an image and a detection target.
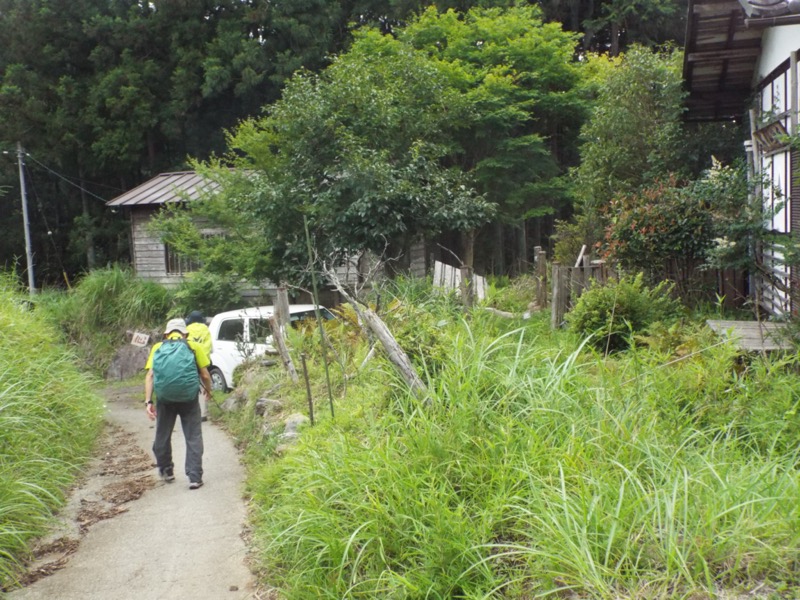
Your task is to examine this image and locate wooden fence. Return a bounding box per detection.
[551,259,611,328]
[432,260,487,303]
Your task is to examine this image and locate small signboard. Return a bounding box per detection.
[131,331,150,347]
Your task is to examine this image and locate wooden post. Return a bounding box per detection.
[574,244,586,268]
[360,308,426,395]
[551,262,562,329]
[269,316,299,384]
[275,284,290,328]
[570,264,582,306]
[533,246,541,305]
[536,248,547,308]
[460,265,474,308]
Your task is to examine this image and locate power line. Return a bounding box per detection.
[23,153,118,203]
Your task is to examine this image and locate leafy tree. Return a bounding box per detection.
[160,6,593,282]
[157,28,494,284]
[400,6,587,271]
[574,45,686,211]
[554,45,687,264]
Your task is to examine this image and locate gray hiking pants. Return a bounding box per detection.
[153,398,203,483]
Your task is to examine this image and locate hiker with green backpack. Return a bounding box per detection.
[144,318,213,489]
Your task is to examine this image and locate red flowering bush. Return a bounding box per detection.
[601,175,714,287]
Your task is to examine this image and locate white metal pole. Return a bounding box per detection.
[17,141,36,295]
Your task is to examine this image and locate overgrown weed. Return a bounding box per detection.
[0,273,104,588]
[36,266,173,372]
[226,278,800,598]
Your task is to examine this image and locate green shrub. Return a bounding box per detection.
[37,266,173,372]
[566,273,681,352]
[172,271,244,317]
[486,274,539,313]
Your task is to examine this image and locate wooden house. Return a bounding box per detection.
[106,171,427,296]
[106,171,225,287]
[684,0,800,315]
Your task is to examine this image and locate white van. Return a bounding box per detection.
[207,304,334,391]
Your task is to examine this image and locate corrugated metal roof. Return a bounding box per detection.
[105,171,220,207]
[683,0,763,122]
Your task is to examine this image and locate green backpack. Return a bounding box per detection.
[152,338,200,402]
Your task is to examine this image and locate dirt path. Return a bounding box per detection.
[7,383,258,600]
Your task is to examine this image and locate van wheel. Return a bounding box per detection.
[209,366,227,392]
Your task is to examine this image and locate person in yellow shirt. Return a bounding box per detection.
[145,318,212,489]
[185,310,213,421]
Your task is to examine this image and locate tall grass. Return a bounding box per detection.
[36,265,173,372]
[0,273,104,588]
[245,286,800,598]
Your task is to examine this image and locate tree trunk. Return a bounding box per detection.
[462,229,475,269]
[610,21,620,57]
[492,222,504,274]
[583,0,596,52]
[269,316,299,384]
[359,307,426,395]
[570,0,581,32]
[325,266,426,396]
[516,222,528,275]
[275,284,290,328]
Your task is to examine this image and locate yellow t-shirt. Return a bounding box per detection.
[145,332,210,370]
[186,322,213,357]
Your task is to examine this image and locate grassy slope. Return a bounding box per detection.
[0,277,105,587]
[228,290,800,599]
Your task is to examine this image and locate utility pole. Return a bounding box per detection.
[17,142,36,295]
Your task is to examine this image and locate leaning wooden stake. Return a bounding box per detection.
[304,216,335,420]
[275,284,290,328]
[535,248,547,308]
[269,315,299,384]
[323,265,427,396]
[359,306,427,395]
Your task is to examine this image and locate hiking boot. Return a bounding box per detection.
[189,480,204,490]
[160,467,175,483]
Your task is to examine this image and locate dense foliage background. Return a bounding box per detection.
[0,0,707,289]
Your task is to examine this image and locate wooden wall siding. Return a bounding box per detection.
[128,206,428,296]
[131,207,170,283]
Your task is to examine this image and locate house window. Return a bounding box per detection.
[164,243,202,275]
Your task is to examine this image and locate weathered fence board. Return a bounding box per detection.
[551,260,609,328]
[706,320,793,351]
[433,260,486,301]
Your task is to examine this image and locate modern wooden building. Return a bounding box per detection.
[684,0,800,315]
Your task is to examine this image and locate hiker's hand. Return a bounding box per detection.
[146,402,156,421]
